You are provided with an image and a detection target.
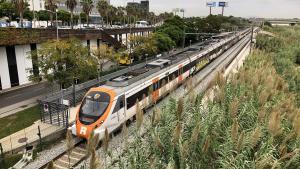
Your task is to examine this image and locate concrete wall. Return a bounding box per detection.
[0,47,11,89]
[90,39,97,49]
[15,45,33,85]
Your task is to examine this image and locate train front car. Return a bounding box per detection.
[71,87,116,140]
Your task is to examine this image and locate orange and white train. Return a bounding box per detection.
[70,29,251,139]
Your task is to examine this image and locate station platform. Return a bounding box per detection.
[0,105,80,154]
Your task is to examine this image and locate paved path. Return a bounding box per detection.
[0,105,79,153]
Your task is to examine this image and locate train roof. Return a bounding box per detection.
[101,29,249,96]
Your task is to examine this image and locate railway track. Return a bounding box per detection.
[38,140,87,169]
[52,143,86,169]
[38,30,252,169]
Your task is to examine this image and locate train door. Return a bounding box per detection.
[178,65,183,82]
[111,95,125,126]
[117,95,125,122]
[152,78,159,103]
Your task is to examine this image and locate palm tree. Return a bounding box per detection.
[116,6,125,24]
[97,0,109,27]
[107,5,117,26]
[15,0,26,28]
[80,0,93,26]
[45,0,57,26]
[65,0,77,29]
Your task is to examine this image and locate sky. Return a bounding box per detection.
[110,0,300,19]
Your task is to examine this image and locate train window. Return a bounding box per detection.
[153,82,159,91]
[169,70,178,81]
[127,85,151,109]
[183,64,190,73]
[127,94,136,109]
[113,95,125,114]
[179,67,183,75]
[79,91,110,125]
[159,76,168,87]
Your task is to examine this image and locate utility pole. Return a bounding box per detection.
[181,9,186,48]
[221,6,224,16]
[206,2,216,15]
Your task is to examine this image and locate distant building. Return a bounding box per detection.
[27,0,111,24]
[127,0,149,13]
[28,0,110,14]
[140,0,149,13]
[27,0,46,11]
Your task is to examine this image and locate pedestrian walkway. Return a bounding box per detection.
[0,105,80,153]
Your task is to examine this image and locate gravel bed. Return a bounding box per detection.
[25,138,81,169]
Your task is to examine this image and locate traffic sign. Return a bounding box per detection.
[206,2,216,7]
[218,2,228,7]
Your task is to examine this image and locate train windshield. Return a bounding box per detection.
[79,91,110,125]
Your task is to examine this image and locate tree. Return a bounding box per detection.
[37,10,50,25]
[116,6,125,24]
[97,0,109,26]
[57,9,70,25]
[264,21,272,27]
[14,0,26,27]
[80,0,93,26]
[65,0,77,29]
[45,0,57,26]
[107,5,117,26]
[131,35,158,60]
[92,44,116,76]
[153,33,175,52]
[0,2,15,23]
[29,38,97,89]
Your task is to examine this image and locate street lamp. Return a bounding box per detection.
[46,9,58,41]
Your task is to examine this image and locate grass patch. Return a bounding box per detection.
[0,106,41,139]
[1,153,22,169]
